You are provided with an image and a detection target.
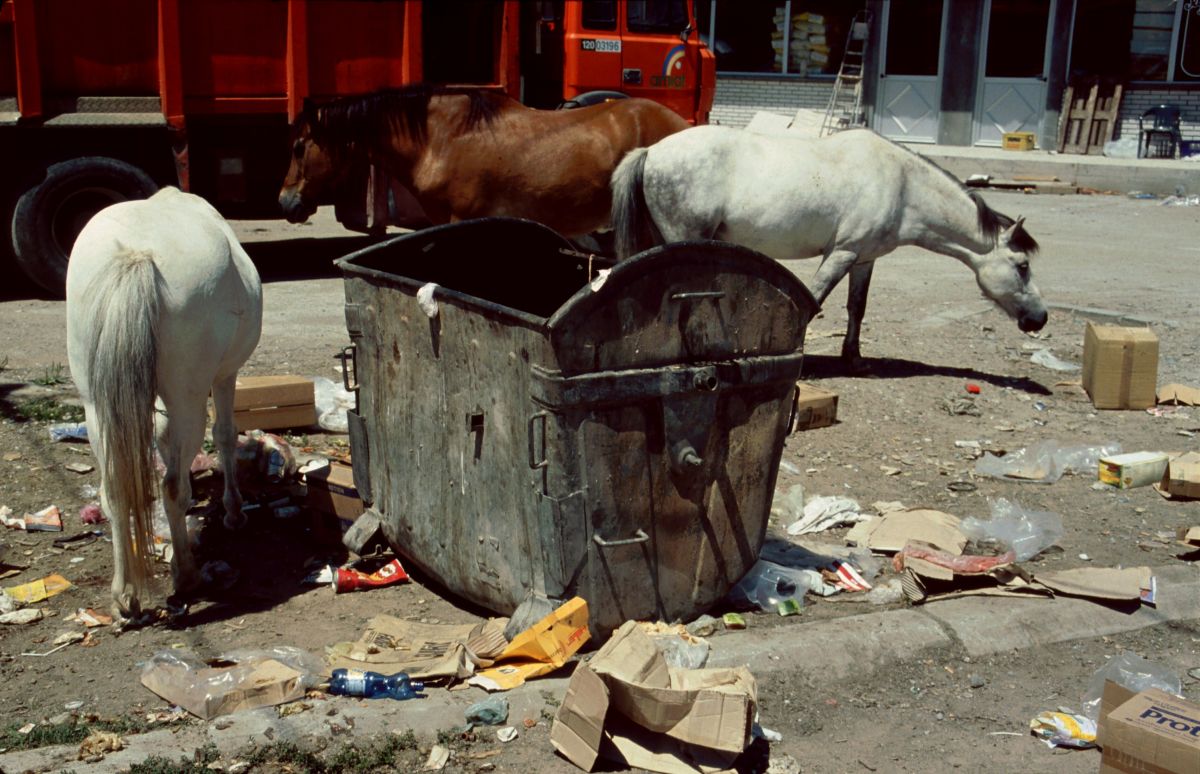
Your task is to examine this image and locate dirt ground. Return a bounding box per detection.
[1,190,1199,773]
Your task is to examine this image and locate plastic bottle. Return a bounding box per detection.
[327,668,425,700]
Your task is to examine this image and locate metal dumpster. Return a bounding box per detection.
[337,218,818,637]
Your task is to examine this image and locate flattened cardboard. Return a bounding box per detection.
[792,383,838,431]
[306,461,365,522]
[1082,323,1159,409]
[846,509,967,555]
[469,597,589,691]
[328,615,509,682]
[901,559,1154,606]
[1177,526,1200,547]
[140,658,303,720]
[551,621,756,774]
[1158,383,1200,406]
[1098,451,1170,489]
[1036,566,1152,603]
[1099,688,1200,774]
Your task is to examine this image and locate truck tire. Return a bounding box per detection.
[11,157,159,296]
[558,90,628,110]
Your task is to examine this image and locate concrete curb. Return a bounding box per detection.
[4,564,1198,772]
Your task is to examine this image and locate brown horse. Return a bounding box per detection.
[279,84,688,238]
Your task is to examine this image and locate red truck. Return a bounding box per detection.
[0,0,713,294]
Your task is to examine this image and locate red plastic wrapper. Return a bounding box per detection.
[965,383,981,394]
[309,559,410,593]
[80,504,106,525]
[892,542,1016,574]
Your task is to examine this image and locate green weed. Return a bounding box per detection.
[126,743,220,774]
[31,363,70,387]
[12,396,85,423]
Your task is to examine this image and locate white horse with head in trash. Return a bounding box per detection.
[66,187,262,623]
[612,126,1047,365]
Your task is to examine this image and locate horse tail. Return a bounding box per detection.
[611,146,656,260]
[84,246,165,600]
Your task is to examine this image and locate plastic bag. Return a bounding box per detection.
[465,696,509,727]
[312,377,356,434]
[1160,194,1200,207]
[974,440,1120,484]
[638,622,710,669]
[1030,711,1096,749]
[1080,652,1181,721]
[959,498,1063,561]
[236,431,296,483]
[1103,137,1138,159]
[785,495,865,536]
[727,559,838,613]
[1030,349,1079,372]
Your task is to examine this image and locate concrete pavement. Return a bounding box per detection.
[4,563,1197,773]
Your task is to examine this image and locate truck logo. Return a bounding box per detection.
[651,44,687,88]
[580,38,621,53]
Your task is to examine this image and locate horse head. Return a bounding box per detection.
[279,105,353,224]
[974,214,1047,333]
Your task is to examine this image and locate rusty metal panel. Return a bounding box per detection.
[337,218,817,638]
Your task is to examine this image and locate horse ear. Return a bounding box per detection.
[1001,216,1025,245]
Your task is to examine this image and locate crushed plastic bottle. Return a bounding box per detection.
[327,668,425,700]
[48,422,88,442]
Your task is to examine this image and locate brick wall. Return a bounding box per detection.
[711,76,834,127]
[1117,87,1200,144]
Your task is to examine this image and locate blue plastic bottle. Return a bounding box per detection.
[328,668,425,700]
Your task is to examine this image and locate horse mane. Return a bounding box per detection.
[304,83,504,148]
[888,134,1040,255]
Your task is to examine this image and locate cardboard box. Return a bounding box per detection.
[1099,451,1170,489]
[1002,131,1036,150]
[1082,323,1159,409]
[227,375,316,432]
[306,461,364,523]
[1099,687,1200,774]
[1160,452,1200,499]
[551,620,756,774]
[140,657,304,720]
[793,382,838,431]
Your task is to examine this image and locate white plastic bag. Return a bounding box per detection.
[974,440,1120,484]
[1080,652,1181,721]
[312,376,356,433]
[960,497,1063,561]
[1103,137,1138,159]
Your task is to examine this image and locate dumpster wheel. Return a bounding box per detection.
[12,157,159,296]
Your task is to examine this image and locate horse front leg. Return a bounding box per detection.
[842,261,875,365]
[211,374,246,531]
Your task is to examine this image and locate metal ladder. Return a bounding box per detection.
[820,9,872,136]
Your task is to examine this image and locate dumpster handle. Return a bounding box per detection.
[593,529,649,547]
[671,291,725,301]
[341,344,360,392]
[527,411,549,470]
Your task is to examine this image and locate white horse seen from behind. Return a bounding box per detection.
[612,126,1047,364]
[66,187,262,623]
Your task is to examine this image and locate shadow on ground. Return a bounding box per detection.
[802,354,1053,395]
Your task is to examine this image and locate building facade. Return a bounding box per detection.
[704,0,1199,153]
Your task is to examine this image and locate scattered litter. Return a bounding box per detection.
[1154,451,1200,500]
[793,383,839,430]
[235,431,296,483]
[3,451,20,461]
[865,578,904,605]
[727,560,823,613]
[785,495,864,536]
[1030,349,1080,372]
[975,440,1120,484]
[942,396,982,416]
[468,597,590,691]
[327,668,425,700]
[2,505,64,532]
[328,615,509,683]
[79,504,105,525]
[1099,451,1169,489]
[77,730,124,761]
[1158,383,1200,406]
[754,723,783,742]
[64,462,94,474]
[778,460,800,475]
[1079,553,1091,561]
[770,484,806,522]
[846,508,967,555]
[22,630,85,656]
[0,588,15,612]
[305,558,409,593]
[140,646,324,719]
[0,608,44,625]
[465,696,509,728]
[423,745,450,771]
[200,560,239,592]
[48,422,88,442]
[946,481,977,493]
[960,498,1063,561]
[416,282,440,318]
[6,573,72,604]
[965,383,981,395]
[1030,711,1096,748]
[1160,194,1200,206]
[722,612,746,630]
[496,726,519,743]
[551,620,757,774]
[53,530,105,549]
[79,484,98,499]
[685,614,719,638]
[1098,686,1200,772]
[67,608,113,628]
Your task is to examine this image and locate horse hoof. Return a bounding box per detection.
[223,510,248,531]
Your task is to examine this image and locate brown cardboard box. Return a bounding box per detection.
[227,375,316,432]
[1082,323,1159,409]
[1098,687,1200,774]
[306,461,364,523]
[1161,452,1200,499]
[551,620,756,774]
[1098,451,1170,489]
[140,657,304,720]
[793,382,838,431]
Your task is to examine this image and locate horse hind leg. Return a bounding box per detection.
[842,261,875,367]
[89,403,141,622]
[211,374,246,531]
[156,399,207,600]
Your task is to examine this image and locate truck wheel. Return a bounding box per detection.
[11,157,159,296]
[558,90,628,110]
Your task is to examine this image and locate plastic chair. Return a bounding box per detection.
[1138,105,1182,159]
